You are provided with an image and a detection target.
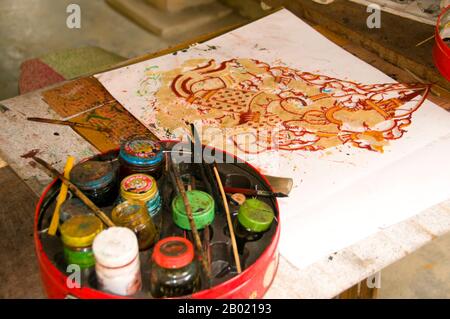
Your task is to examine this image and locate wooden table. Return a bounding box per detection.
[1,4,449,299]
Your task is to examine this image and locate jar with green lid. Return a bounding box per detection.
[60,215,104,269]
[234,198,274,255]
[120,174,162,219]
[70,160,118,207]
[171,190,215,231]
[112,201,158,251]
[150,236,201,298]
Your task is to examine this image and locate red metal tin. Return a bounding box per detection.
[34,147,280,299]
[433,5,450,81]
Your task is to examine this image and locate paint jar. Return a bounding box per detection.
[93,227,142,296]
[70,160,118,207]
[119,136,164,180]
[150,237,201,298]
[234,198,274,255]
[120,174,162,219]
[60,215,103,269]
[111,201,158,251]
[171,190,215,231]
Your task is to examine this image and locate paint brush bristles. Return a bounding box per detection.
[31,156,115,228]
[212,164,242,274]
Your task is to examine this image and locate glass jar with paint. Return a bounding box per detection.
[150,236,201,298]
[70,160,118,207]
[233,198,274,255]
[111,201,158,251]
[93,227,142,296]
[119,136,164,180]
[171,190,215,233]
[120,174,162,219]
[59,198,93,225]
[60,215,103,269]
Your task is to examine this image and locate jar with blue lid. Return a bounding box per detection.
[70,160,118,207]
[120,174,162,219]
[119,136,164,180]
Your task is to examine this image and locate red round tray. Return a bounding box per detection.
[34,146,280,299]
[433,5,450,81]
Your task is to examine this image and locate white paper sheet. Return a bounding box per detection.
[96,10,450,269]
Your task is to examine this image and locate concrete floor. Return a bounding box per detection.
[0,0,246,100]
[0,0,448,299]
[379,232,450,298]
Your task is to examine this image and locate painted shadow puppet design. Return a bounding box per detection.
[143,58,429,154]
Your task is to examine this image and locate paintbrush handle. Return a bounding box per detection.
[32,156,115,228]
[27,117,110,132]
[224,187,258,196]
[223,186,287,197]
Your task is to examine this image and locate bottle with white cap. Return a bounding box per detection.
[92,227,142,296]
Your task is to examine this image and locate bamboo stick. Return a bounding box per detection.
[212,164,242,274]
[32,156,115,228]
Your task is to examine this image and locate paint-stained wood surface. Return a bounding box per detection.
[42,78,150,152]
[41,77,116,118]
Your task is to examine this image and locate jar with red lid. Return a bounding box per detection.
[119,136,164,180]
[150,237,201,298]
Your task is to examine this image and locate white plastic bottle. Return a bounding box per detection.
[92,227,142,296]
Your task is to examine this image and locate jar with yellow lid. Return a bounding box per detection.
[60,215,104,269]
[112,201,158,251]
[120,174,162,219]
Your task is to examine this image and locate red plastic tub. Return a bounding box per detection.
[34,146,280,299]
[433,5,450,81]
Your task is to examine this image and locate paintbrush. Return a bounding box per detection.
[223,186,288,198]
[31,156,115,228]
[27,117,112,133]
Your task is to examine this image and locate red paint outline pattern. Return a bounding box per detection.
[158,59,429,153]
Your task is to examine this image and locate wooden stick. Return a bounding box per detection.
[190,124,225,214]
[203,225,212,274]
[212,164,242,274]
[169,156,212,280]
[48,156,75,235]
[32,156,115,228]
[415,34,434,47]
[190,173,211,275]
[27,117,112,133]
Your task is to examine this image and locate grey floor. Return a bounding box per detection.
[0,0,246,100]
[378,232,450,298]
[0,0,448,298]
